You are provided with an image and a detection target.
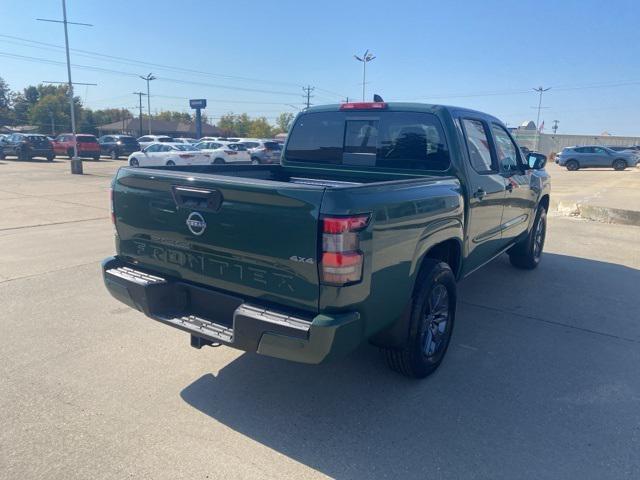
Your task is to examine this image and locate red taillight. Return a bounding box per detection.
[340,102,387,110]
[320,214,370,286]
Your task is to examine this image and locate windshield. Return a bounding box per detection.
[173,144,197,151]
[285,111,450,170]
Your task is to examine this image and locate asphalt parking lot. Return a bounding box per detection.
[1,157,640,479]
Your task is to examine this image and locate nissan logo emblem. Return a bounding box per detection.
[186,212,207,236]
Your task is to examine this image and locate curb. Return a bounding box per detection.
[554,201,640,227]
[576,204,640,227]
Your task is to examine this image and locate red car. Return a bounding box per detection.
[52,134,101,160]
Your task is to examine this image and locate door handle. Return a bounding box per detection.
[473,188,486,200]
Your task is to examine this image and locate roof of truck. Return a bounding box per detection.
[303,102,502,123]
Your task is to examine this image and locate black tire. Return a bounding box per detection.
[110,149,118,160]
[213,158,225,164]
[47,153,55,162]
[93,155,100,161]
[509,208,547,270]
[0,151,5,160]
[166,160,176,166]
[384,259,456,379]
[565,160,579,171]
[251,157,260,165]
[67,148,74,159]
[613,159,627,171]
[129,158,139,167]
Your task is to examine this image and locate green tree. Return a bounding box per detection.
[29,92,82,135]
[275,112,294,133]
[0,77,13,125]
[248,117,274,138]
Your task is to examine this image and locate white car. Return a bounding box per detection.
[172,137,197,145]
[128,143,212,167]
[195,141,251,164]
[137,135,174,149]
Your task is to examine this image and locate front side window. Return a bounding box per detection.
[461,119,494,173]
[285,111,450,170]
[145,144,162,153]
[491,124,520,173]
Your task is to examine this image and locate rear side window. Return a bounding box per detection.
[461,119,494,173]
[285,111,450,170]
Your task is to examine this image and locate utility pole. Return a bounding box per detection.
[139,73,156,134]
[354,50,376,101]
[552,119,559,135]
[302,85,315,109]
[533,86,550,151]
[36,0,92,174]
[133,92,146,137]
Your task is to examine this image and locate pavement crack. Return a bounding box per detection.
[0,216,107,232]
[461,300,640,345]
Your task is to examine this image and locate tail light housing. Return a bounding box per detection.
[109,187,115,225]
[320,214,370,286]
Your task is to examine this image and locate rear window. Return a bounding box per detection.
[243,142,260,148]
[119,136,137,144]
[285,111,450,170]
[77,136,98,143]
[264,141,281,150]
[158,137,173,142]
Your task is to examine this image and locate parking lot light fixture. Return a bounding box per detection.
[354,50,376,101]
[140,73,156,134]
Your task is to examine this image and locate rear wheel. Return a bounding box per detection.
[93,155,100,161]
[47,153,54,162]
[67,148,74,159]
[110,149,118,160]
[384,260,456,379]
[613,159,627,171]
[166,160,176,166]
[251,157,260,165]
[509,208,547,270]
[565,160,579,171]
[213,158,225,164]
[129,157,139,167]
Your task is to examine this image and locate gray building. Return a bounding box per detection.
[511,121,640,156]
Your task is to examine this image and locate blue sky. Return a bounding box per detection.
[1,0,639,135]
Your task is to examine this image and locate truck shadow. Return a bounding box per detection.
[180,252,640,479]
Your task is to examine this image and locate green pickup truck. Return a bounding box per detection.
[103,102,550,378]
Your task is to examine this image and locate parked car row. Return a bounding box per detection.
[0,132,285,166]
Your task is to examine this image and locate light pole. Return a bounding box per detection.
[36,0,92,174]
[533,86,550,151]
[354,50,376,101]
[140,73,156,134]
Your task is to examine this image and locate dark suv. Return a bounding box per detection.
[98,135,141,159]
[0,133,54,161]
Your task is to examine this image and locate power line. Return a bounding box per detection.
[0,34,306,90]
[0,51,303,97]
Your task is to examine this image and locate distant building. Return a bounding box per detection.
[97,118,222,138]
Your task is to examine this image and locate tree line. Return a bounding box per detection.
[0,77,294,137]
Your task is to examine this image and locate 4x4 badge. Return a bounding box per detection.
[186,212,207,236]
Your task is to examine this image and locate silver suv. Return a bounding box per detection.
[248,140,283,165]
[555,146,638,171]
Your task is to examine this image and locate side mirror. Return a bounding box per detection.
[527,152,547,170]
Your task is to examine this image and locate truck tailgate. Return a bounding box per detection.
[113,168,324,313]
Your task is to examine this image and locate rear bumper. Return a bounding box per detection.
[102,257,363,364]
